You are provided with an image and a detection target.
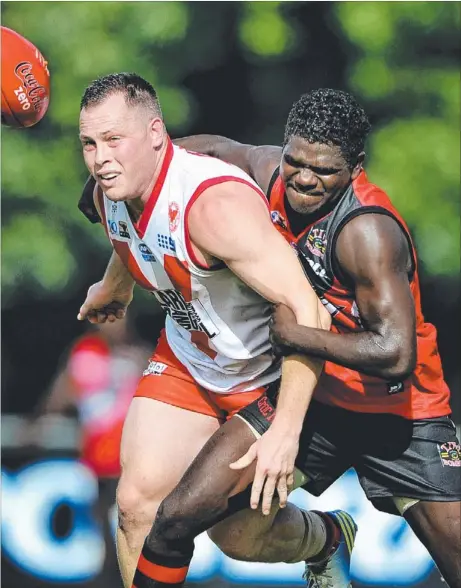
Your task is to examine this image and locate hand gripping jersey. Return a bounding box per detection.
[268,170,451,419]
[95,140,280,394]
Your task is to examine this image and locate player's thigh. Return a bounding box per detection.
[295,400,355,495]
[119,397,220,504]
[207,397,352,551]
[404,500,461,547]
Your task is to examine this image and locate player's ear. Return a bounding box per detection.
[149,117,165,149]
[351,152,365,180]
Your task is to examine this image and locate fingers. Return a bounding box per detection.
[261,473,277,515]
[229,443,257,471]
[77,305,126,323]
[276,474,289,509]
[250,466,266,510]
[77,303,91,321]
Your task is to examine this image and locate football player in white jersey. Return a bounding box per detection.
[78,73,350,587]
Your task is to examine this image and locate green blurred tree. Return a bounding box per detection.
[2,1,458,310]
[333,1,460,275]
[1,2,195,307]
[1,1,298,307]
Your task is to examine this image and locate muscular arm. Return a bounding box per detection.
[189,182,326,435]
[174,135,282,194]
[274,214,416,380]
[102,250,136,291]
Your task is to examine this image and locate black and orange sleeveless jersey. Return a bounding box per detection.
[268,170,451,419]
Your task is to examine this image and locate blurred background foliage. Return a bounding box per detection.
[1,2,460,413]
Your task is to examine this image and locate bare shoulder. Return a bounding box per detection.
[188,180,272,259]
[336,213,411,278]
[190,180,269,227]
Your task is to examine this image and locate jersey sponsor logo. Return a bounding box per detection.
[108,220,118,235]
[138,243,156,262]
[168,201,180,232]
[387,381,404,395]
[303,255,327,279]
[142,361,168,377]
[157,233,176,253]
[118,221,130,239]
[154,289,218,337]
[270,210,288,230]
[438,441,461,467]
[306,228,327,257]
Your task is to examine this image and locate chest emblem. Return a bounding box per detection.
[306,228,327,257]
[169,202,180,232]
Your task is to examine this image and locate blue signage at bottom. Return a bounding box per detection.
[2,460,435,585]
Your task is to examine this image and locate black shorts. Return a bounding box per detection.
[238,396,461,515]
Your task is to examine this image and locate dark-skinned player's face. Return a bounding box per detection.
[280,136,363,215]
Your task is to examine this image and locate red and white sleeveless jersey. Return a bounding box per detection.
[96,139,280,393]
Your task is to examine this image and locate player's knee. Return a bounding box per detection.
[147,485,222,552]
[116,473,162,536]
[145,495,197,558]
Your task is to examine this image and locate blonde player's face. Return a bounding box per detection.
[79,92,163,202]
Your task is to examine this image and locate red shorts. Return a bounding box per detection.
[135,331,266,421]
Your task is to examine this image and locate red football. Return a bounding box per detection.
[1,26,50,128]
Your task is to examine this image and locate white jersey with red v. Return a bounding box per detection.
[95,140,280,394]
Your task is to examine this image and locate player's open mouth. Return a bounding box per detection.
[99,173,119,181]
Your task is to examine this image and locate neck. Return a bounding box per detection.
[126,138,169,219]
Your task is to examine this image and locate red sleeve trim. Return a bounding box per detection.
[184,176,269,270]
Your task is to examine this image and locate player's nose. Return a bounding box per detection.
[94,143,112,167]
[296,168,317,190]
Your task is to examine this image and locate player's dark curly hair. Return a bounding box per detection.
[80,72,162,118]
[284,89,371,167]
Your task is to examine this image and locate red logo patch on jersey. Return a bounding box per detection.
[169,202,180,232]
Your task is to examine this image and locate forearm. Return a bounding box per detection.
[273,354,323,436]
[103,251,135,292]
[283,326,411,380]
[173,135,252,174]
[272,302,325,435]
[173,135,235,158]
